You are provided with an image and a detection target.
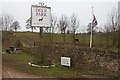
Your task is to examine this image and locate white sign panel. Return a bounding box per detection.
[61,57,71,67]
[31,6,51,27]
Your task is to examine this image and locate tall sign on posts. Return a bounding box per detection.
[31,5,51,27]
[31,2,51,38]
[31,2,51,65]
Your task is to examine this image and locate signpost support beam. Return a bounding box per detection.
[40,27,43,38]
[31,2,51,65]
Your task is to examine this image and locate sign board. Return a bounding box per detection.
[61,57,71,67]
[31,5,51,27]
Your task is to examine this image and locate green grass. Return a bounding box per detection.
[2,31,117,52]
[3,52,81,78]
[15,32,40,42]
[15,32,91,45]
[15,32,115,48]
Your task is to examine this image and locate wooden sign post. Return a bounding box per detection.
[31,2,51,65]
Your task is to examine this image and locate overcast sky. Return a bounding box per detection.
[0,0,119,32]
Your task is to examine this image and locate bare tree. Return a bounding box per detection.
[57,15,68,43]
[103,22,111,46]
[107,8,118,46]
[10,21,20,31]
[49,15,57,43]
[0,13,14,31]
[44,15,57,33]
[86,22,97,34]
[118,2,120,48]
[51,15,57,34]
[69,14,79,43]
[118,25,120,48]
[26,18,36,32]
[57,15,68,33]
[0,16,3,30]
[107,8,118,31]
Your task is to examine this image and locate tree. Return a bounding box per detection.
[44,15,57,34]
[103,23,111,46]
[118,25,120,48]
[107,8,118,46]
[118,4,120,48]
[49,15,57,43]
[107,8,118,32]
[10,21,20,31]
[69,14,79,43]
[51,15,57,34]
[57,15,68,33]
[0,16,3,30]
[0,13,14,31]
[86,22,97,34]
[57,15,68,43]
[26,18,36,32]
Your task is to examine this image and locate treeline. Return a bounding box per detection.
[102,8,119,48]
[0,13,20,31]
[0,7,119,48]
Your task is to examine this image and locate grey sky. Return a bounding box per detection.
[0,0,119,32]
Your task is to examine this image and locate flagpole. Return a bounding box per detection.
[90,6,93,48]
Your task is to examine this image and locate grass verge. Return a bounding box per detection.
[3,52,81,78]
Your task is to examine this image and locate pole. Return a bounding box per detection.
[90,23,92,48]
[90,7,93,48]
[40,27,43,38]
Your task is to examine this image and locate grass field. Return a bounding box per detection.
[15,32,109,45]
[3,52,82,78]
[14,32,117,49]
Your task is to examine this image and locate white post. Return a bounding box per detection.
[90,23,92,48]
[90,7,93,48]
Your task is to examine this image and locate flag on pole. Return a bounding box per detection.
[90,7,98,48]
[92,15,98,25]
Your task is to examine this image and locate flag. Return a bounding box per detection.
[92,15,98,25]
